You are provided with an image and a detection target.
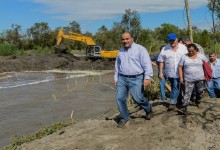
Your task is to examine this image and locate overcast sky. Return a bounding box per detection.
[0,0,212,33]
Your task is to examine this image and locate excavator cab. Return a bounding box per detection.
[85,45,102,58]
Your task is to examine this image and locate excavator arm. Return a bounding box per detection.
[56,29,96,45]
[56,29,118,59]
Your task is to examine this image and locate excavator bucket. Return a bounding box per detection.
[54,44,68,54]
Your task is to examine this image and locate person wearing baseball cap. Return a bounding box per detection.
[157,33,188,111]
[167,33,177,41]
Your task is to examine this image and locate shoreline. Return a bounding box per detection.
[7,97,220,150]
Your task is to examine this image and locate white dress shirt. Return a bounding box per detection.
[157,43,188,78]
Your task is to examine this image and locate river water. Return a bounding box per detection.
[0,70,116,148]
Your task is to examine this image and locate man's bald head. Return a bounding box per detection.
[121,32,134,50]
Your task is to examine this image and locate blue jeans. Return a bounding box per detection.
[207,78,220,98]
[168,78,180,105]
[116,75,151,121]
[159,77,167,100]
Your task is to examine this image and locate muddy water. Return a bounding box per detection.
[0,70,116,148]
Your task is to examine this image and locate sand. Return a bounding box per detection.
[19,98,220,150]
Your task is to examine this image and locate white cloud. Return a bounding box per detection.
[28,0,208,21]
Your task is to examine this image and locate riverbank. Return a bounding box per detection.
[16,97,220,150]
[0,53,115,73]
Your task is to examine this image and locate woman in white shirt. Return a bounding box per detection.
[178,44,205,113]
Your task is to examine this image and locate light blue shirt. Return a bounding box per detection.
[114,42,153,81]
[211,59,220,78]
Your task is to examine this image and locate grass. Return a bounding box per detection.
[144,77,162,100]
[2,120,74,150]
[0,44,55,56]
[36,46,54,55]
[0,44,17,56]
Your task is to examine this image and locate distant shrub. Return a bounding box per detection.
[17,49,25,55]
[36,46,54,55]
[0,43,17,56]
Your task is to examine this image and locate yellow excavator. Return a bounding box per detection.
[56,29,118,59]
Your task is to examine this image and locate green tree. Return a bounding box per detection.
[84,31,93,37]
[208,0,220,20]
[139,29,164,55]
[62,21,82,50]
[69,21,81,33]
[121,9,142,42]
[97,25,108,33]
[63,21,81,33]
[4,24,23,48]
[94,26,108,49]
[94,25,119,50]
[207,0,220,53]
[27,22,53,47]
[155,23,180,42]
[110,22,124,49]
[200,30,212,49]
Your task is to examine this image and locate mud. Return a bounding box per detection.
[0,53,115,73]
[19,98,220,150]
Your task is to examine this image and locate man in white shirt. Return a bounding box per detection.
[157,33,188,110]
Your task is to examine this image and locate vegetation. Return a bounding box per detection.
[0,43,17,56]
[2,120,74,150]
[36,46,54,55]
[0,7,220,56]
[144,77,162,100]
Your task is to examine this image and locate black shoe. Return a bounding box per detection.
[117,119,128,128]
[145,107,153,120]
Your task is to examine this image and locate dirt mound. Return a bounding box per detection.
[54,44,69,54]
[0,54,115,73]
[19,98,220,150]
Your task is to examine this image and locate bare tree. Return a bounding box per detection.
[184,0,193,42]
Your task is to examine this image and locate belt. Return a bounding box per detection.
[120,73,143,78]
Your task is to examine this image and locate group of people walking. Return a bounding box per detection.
[114,32,220,127]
